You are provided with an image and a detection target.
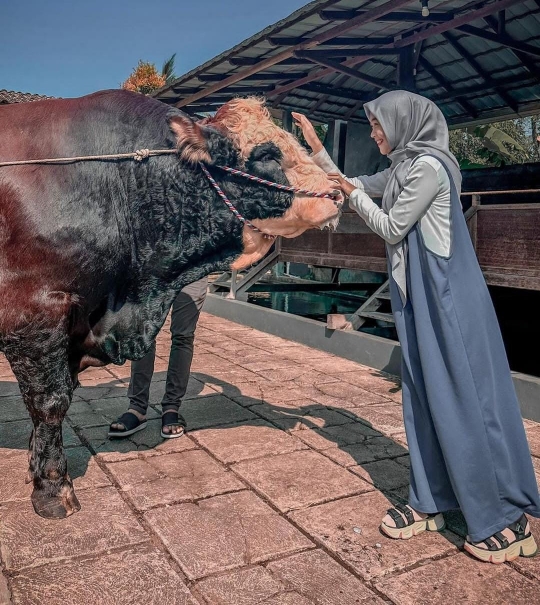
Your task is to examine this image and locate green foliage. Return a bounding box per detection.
[449,115,540,168]
[161,53,177,85]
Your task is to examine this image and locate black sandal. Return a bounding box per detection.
[108,411,147,438]
[464,514,538,563]
[161,411,186,439]
[381,503,445,540]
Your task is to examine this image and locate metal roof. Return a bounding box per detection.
[153,0,540,127]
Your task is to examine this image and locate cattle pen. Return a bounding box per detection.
[152,0,540,419]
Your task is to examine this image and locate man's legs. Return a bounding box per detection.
[161,277,207,435]
[109,277,207,437]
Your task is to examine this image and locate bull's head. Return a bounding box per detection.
[168,99,342,269]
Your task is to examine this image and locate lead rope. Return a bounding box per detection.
[0,148,339,237]
[199,163,275,240]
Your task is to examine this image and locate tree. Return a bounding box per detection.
[121,60,166,95]
[449,115,540,168]
[161,53,177,86]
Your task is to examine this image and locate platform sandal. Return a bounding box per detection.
[464,514,537,564]
[381,503,446,540]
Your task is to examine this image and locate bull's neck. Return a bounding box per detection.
[95,160,244,365]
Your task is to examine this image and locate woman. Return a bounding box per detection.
[292,90,540,564]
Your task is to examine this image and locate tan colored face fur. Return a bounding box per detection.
[206,98,342,237]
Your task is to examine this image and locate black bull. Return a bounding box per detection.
[0,90,337,518]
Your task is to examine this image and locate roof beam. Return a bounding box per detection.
[298,81,372,102]
[296,55,393,90]
[392,0,525,48]
[175,0,416,108]
[431,73,534,104]
[228,57,310,66]
[417,56,478,117]
[173,85,276,96]
[197,72,308,82]
[296,48,400,59]
[456,24,540,58]
[442,30,519,113]
[483,15,540,79]
[269,0,519,100]
[269,36,394,46]
[319,10,454,22]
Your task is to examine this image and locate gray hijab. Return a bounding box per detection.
[363,90,462,304]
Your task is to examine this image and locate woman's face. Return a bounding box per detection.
[370,118,392,155]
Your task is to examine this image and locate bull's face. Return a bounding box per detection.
[169,104,342,269]
[205,98,343,239]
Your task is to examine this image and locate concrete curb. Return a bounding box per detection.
[203,293,540,422]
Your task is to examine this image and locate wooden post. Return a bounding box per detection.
[398,46,416,91]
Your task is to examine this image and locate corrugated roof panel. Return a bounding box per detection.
[155,0,540,127]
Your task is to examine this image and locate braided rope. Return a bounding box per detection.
[199,163,275,240]
[216,165,339,199]
[0,147,336,236]
[0,149,177,167]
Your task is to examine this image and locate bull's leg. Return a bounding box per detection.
[6,345,81,519]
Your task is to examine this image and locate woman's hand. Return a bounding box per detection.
[328,173,357,198]
[291,112,323,154]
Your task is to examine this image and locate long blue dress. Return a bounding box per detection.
[390,157,540,542]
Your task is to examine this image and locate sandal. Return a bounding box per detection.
[464,514,538,564]
[108,411,147,438]
[161,410,186,439]
[381,503,446,540]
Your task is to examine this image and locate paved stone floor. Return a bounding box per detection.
[1,311,540,604]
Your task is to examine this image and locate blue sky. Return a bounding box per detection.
[1,0,308,98]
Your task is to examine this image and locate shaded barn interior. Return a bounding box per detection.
[153,0,540,376]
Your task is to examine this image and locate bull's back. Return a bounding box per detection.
[0,94,135,336]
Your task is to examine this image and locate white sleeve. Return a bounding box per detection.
[310,148,364,193]
[348,160,440,245]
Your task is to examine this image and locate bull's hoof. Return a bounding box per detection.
[31,483,81,519]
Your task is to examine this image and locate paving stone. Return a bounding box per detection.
[0,382,22,398]
[10,543,196,605]
[232,450,370,512]
[194,566,283,605]
[106,449,243,510]
[192,420,307,463]
[144,490,312,580]
[333,369,402,402]
[0,572,11,605]
[293,423,381,451]
[0,487,148,571]
[300,383,388,407]
[526,425,540,458]
[0,419,80,450]
[289,491,459,580]
[267,549,385,604]
[509,516,540,580]
[180,395,258,430]
[261,593,314,605]
[0,396,27,422]
[250,401,352,432]
[0,447,111,504]
[350,457,411,491]
[340,403,405,435]
[375,552,539,604]
[68,396,159,429]
[322,436,408,467]
[75,381,129,401]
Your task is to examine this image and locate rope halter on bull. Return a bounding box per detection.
[0,148,341,240]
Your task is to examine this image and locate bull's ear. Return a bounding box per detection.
[169,115,212,164]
